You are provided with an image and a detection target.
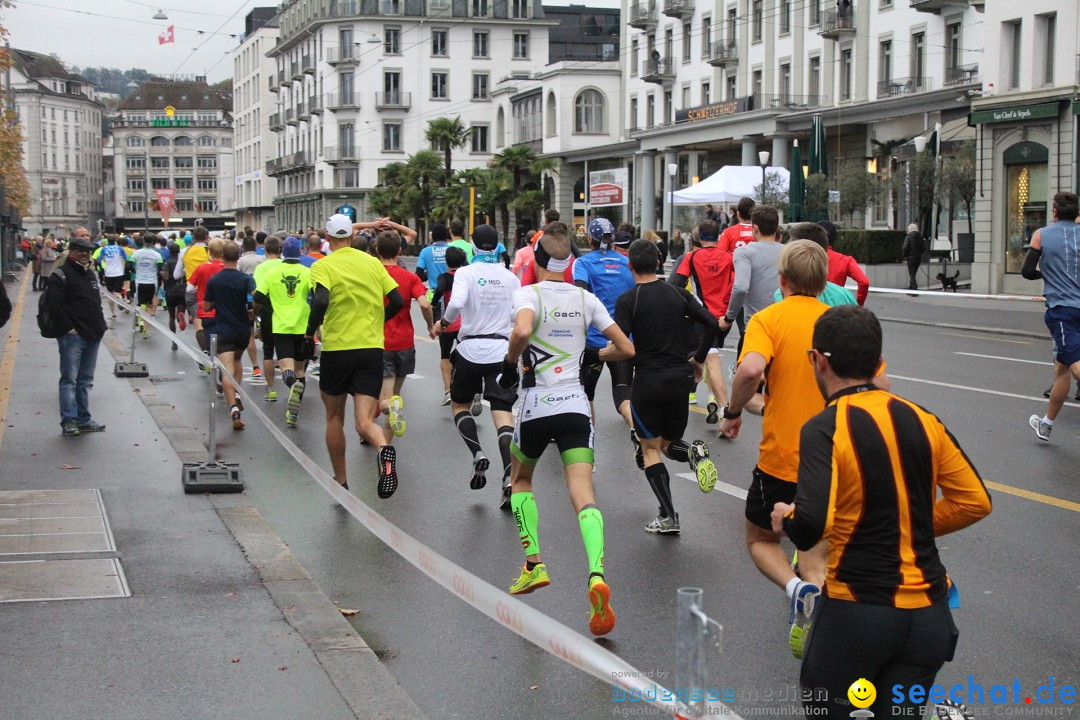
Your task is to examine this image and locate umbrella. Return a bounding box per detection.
[808,113,828,177]
[788,139,805,222]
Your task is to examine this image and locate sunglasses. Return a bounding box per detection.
[806,348,832,364]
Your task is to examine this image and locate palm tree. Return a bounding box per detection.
[425,117,472,178]
[404,150,445,240]
[493,146,559,235]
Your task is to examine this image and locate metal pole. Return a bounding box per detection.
[129,306,138,364]
[584,159,590,222]
[469,186,475,236]
[207,335,217,464]
[144,152,150,234]
[675,587,722,718]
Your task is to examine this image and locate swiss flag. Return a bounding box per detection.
[158,26,174,45]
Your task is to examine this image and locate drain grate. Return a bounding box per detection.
[148,376,183,383]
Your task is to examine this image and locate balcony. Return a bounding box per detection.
[297,101,310,121]
[944,63,979,87]
[283,150,311,170]
[326,47,358,65]
[330,0,359,15]
[877,77,932,98]
[911,0,982,13]
[265,158,283,175]
[757,94,827,111]
[323,146,358,164]
[662,0,693,18]
[149,166,170,175]
[290,62,302,81]
[819,9,855,39]
[375,91,412,110]
[308,94,323,115]
[641,58,676,84]
[269,75,279,93]
[302,54,315,74]
[285,108,297,125]
[708,41,737,68]
[277,69,286,85]
[269,112,284,131]
[628,3,658,30]
[196,165,217,175]
[326,92,361,110]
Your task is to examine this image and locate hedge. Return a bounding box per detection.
[833,230,907,264]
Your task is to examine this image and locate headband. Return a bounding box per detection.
[534,237,572,273]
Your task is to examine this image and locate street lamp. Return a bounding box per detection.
[666,162,678,252]
[758,150,770,202]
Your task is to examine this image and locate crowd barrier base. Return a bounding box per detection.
[180,334,245,494]
[113,304,149,377]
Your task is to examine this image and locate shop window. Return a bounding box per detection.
[1003,141,1049,274]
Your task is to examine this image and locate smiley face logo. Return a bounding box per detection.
[848,678,876,709]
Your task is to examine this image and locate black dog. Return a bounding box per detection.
[936,270,960,292]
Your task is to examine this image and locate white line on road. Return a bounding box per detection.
[406,374,425,379]
[953,352,1052,366]
[939,331,1031,345]
[889,374,1080,409]
[676,473,748,501]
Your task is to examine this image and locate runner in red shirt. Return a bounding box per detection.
[719,196,757,253]
[375,231,434,443]
[671,219,735,424]
[186,237,226,368]
[819,220,870,306]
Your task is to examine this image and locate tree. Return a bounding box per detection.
[938,140,976,235]
[424,117,471,178]
[492,145,557,236]
[0,8,30,218]
[891,151,938,240]
[404,150,444,240]
[752,170,789,217]
[805,173,830,221]
[833,161,879,226]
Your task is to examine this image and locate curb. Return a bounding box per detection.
[877,316,1047,341]
[102,324,428,720]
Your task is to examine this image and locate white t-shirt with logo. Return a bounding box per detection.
[443,261,521,364]
[511,281,614,419]
[131,247,163,285]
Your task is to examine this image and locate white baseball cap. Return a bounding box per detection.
[326,214,354,238]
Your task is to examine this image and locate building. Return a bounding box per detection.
[9,49,105,237]
[969,2,1079,295]
[265,0,557,231]
[109,78,236,234]
[230,8,280,233]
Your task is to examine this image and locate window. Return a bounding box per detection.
[546,93,556,136]
[175,199,194,212]
[1007,22,1021,89]
[126,177,145,191]
[630,39,639,76]
[197,200,218,213]
[682,24,691,63]
[880,40,892,85]
[665,29,673,60]
[574,89,605,133]
[150,135,169,147]
[128,200,144,213]
[197,155,217,169]
[646,94,655,128]
[432,29,447,56]
[511,0,527,18]
[840,48,853,100]
[780,0,790,34]
[780,63,791,102]
[127,136,145,147]
[1041,14,1056,85]
[752,70,762,101]
[339,28,353,59]
[809,56,821,98]
[382,0,400,14]
[727,74,737,100]
[175,177,193,190]
[702,81,710,104]
[126,156,145,169]
[471,125,489,153]
[701,16,711,58]
[383,122,402,151]
[431,71,448,99]
[197,177,217,191]
[198,136,215,147]
[174,135,193,146]
[809,0,821,26]
[752,1,762,42]
[629,96,638,131]
[911,32,925,82]
[513,32,529,59]
[945,23,960,78]
[471,0,488,17]
[473,31,488,57]
[336,168,360,188]
[173,156,193,170]
[385,27,400,54]
[384,71,401,102]
[150,156,169,169]
[339,123,354,154]
[472,73,489,100]
[339,70,354,96]
[681,85,691,108]
[430,0,449,10]
[151,177,170,190]
[197,113,216,123]
[663,91,672,124]
[727,8,736,44]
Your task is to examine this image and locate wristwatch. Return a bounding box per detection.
[721,406,742,420]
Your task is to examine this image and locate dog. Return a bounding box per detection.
[936,270,960,292]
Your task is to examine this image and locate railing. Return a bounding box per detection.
[269,112,283,130]
[642,57,676,80]
[329,0,359,15]
[708,41,737,66]
[297,101,309,120]
[112,119,229,129]
[326,92,361,109]
[149,166,171,175]
[277,69,286,84]
[819,9,855,36]
[944,63,979,87]
[756,94,827,111]
[302,55,315,74]
[196,165,217,174]
[284,108,296,124]
[290,63,301,80]
[375,91,412,109]
[309,94,323,114]
[326,47,357,64]
[323,146,359,163]
[269,75,279,92]
[266,158,282,174]
[628,3,658,28]
[283,150,312,169]
[662,0,693,17]
[877,77,932,97]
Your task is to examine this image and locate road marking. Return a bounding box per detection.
[0,270,31,451]
[889,374,1080,409]
[939,331,1031,345]
[953,352,1051,366]
[984,481,1080,514]
[676,472,747,500]
[406,374,425,379]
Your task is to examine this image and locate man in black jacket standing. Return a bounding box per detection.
[902,223,925,291]
[47,234,108,436]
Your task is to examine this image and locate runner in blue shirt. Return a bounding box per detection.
[470,230,510,268]
[416,222,450,289]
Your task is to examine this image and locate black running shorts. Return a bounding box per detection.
[319,348,383,398]
[511,412,594,467]
[630,367,694,442]
[744,466,797,531]
[136,283,157,307]
[274,333,307,361]
[215,333,251,355]
[449,352,516,411]
[438,330,458,360]
[580,357,633,403]
[104,275,125,294]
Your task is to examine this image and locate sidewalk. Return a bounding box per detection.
[864,289,1048,339]
[0,273,425,720]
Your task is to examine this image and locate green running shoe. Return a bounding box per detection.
[588,576,615,636]
[388,394,406,437]
[509,562,550,595]
[265,389,278,402]
[689,440,717,493]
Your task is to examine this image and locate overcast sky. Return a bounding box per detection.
[4,0,619,86]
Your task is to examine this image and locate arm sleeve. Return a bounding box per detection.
[784,411,837,550]
[384,288,404,322]
[1021,248,1043,281]
[306,284,330,334]
[443,268,468,324]
[614,292,632,336]
[846,257,870,306]
[726,248,751,320]
[932,421,992,536]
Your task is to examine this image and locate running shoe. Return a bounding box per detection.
[630,428,644,470]
[689,440,717,493]
[441,390,452,407]
[307,363,320,378]
[470,455,489,490]
[727,361,736,381]
[61,420,80,436]
[791,549,800,577]
[231,406,245,431]
[509,562,551,595]
[377,445,398,498]
[265,388,278,402]
[644,513,680,534]
[705,401,719,424]
[470,393,483,417]
[177,312,187,330]
[286,382,304,427]
[1029,414,1052,441]
[788,581,820,659]
[252,367,262,378]
[588,575,616,636]
[77,420,106,433]
[707,393,716,406]
[688,392,697,406]
[499,470,512,510]
[387,395,406,437]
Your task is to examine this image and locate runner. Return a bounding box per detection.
[431,246,468,405]
[253,237,310,426]
[93,236,128,319]
[415,222,450,310]
[374,230,434,442]
[818,220,870,306]
[236,235,266,382]
[186,238,226,372]
[161,241,187,350]
[128,235,163,338]
[306,214,404,496]
[202,242,257,431]
[438,224,521,503]
[719,196,756,253]
[251,235,283,401]
[773,224,858,307]
[617,239,720,534]
[448,219,474,263]
[500,227,635,637]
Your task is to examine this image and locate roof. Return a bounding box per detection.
[9,48,89,84]
[119,80,232,112]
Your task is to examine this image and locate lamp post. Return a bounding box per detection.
[143,151,150,234]
[666,161,678,248]
[758,150,770,203]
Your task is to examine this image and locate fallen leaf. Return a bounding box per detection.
[231,658,240,663]
[530,685,539,691]
[278,666,288,671]
[338,608,359,616]
[60,464,81,470]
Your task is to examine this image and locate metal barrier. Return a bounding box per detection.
[113,305,149,377]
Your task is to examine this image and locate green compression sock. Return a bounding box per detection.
[511,491,540,558]
[577,505,605,577]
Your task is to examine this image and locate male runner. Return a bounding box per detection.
[253,237,310,427]
[93,236,128,319]
[439,224,521,502]
[306,214,404,496]
[186,238,226,371]
[129,235,163,337]
[203,242,257,431]
[375,230,434,442]
[719,196,755,253]
[416,222,450,302]
[431,247,468,405]
[161,242,187,350]
[773,224,858,307]
[775,305,990,718]
[251,235,283,401]
[501,227,635,637]
[448,219,474,263]
[618,240,719,534]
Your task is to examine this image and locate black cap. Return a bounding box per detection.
[472,224,499,250]
[68,236,96,250]
[612,230,634,247]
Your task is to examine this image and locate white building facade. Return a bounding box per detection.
[10,49,105,237]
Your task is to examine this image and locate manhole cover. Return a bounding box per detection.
[148,376,183,383]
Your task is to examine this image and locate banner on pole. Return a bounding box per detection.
[155,189,176,225]
[589,168,628,207]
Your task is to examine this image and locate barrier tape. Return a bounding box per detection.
[865,285,1047,303]
[100,290,738,720]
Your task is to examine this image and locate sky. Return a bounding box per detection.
[3,0,620,86]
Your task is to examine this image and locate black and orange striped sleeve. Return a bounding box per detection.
[784,407,838,550]
[933,421,992,536]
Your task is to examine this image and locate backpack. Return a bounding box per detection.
[37,267,67,338]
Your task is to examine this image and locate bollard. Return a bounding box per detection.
[113,303,149,377]
[181,335,244,493]
[675,587,723,718]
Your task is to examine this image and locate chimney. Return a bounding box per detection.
[195,75,207,83]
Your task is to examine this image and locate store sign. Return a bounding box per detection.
[152,118,191,127]
[589,169,628,207]
[968,102,1060,125]
[675,97,754,124]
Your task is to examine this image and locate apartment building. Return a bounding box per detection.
[9,49,105,237]
[969,2,1079,295]
[109,78,236,233]
[231,8,280,233]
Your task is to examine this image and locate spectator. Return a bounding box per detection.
[671,229,685,259]
[704,204,720,223]
[902,223,925,291]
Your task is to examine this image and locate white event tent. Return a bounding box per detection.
[671,165,790,205]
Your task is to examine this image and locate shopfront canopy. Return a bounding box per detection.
[672,165,791,205]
